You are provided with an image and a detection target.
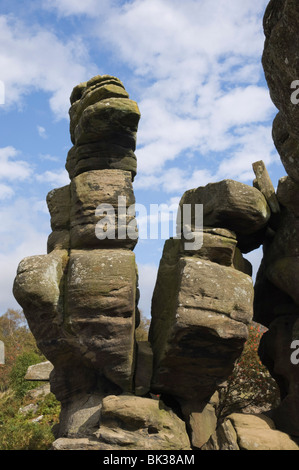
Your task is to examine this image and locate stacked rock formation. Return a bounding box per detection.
[11,0,299,449]
[253,0,299,438]
[13,75,142,440]
[149,179,271,448]
[13,75,193,450]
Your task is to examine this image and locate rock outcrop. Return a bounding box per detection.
[11,1,299,449]
[13,75,192,450]
[202,413,299,450]
[253,0,299,438]
[148,180,271,447]
[0,340,4,365]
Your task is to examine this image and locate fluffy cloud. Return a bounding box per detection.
[0,196,49,313]
[0,146,32,181]
[0,15,97,119]
[85,0,276,181]
[0,184,14,200]
[36,168,70,187]
[0,0,281,317]
[37,125,47,139]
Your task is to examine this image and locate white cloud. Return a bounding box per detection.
[93,0,277,183]
[0,196,49,314]
[0,0,278,318]
[100,0,268,77]
[0,146,32,181]
[135,167,215,194]
[37,125,47,139]
[0,183,14,200]
[36,169,70,188]
[0,15,97,119]
[39,154,60,163]
[217,124,281,182]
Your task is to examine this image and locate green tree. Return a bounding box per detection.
[216,322,280,422]
[135,311,151,341]
[0,309,43,391]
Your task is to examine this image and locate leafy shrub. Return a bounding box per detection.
[0,391,60,450]
[9,351,44,398]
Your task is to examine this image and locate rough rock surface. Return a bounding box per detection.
[179,179,270,240]
[25,361,53,381]
[148,179,268,447]
[202,413,299,450]
[12,17,299,447]
[67,75,140,180]
[253,0,299,437]
[13,76,141,440]
[51,394,191,450]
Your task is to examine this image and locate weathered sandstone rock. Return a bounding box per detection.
[272,112,299,183]
[149,241,253,403]
[179,179,270,236]
[52,394,191,450]
[25,361,53,381]
[253,160,280,215]
[94,394,191,450]
[67,75,140,181]
[13,249,69,363]
[65,249,137,392]
[277,175,299,216]
[258,315,299,436]
[13,75,141,441]
[252,0,299,439]
[203,413,299,450]
[134,341,153,396]
[263,0,299,140]
[70,169,137,249]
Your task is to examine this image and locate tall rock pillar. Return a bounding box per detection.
[13,75,141,437]
[254,0,299,436]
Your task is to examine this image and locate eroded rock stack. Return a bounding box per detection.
[13,75,141,438]
[11,0,299,449]
[253,0,299,437]
[149,179,271,448]
[13,75,193,450]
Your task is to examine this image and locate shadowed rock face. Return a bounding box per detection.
[253,0,299,437]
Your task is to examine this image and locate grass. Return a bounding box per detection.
[0,388,60,450]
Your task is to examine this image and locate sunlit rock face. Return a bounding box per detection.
[13,76,142,440]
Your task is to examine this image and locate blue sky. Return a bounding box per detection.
[0,0,285,318]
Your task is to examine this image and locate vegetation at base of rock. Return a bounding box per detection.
[0,390,60,450]
[0,309,42,392]
[0,309,61,450]
[9,351,45,398]
[216,322,280,422]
